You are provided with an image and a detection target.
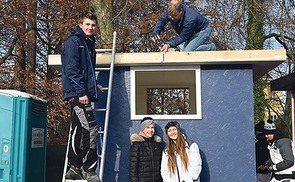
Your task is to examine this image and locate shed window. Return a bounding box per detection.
[130,66,202,120]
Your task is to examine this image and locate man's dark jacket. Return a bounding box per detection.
[61,26,98,102]
[153,4,209,47]
[256,134,270,174]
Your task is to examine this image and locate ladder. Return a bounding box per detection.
[62,31,117,182]
[95,31,117,182]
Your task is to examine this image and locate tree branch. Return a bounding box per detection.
[0,37,17,65]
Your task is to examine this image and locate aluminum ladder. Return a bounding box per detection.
[63,31,117,182]
[95,31,117,182]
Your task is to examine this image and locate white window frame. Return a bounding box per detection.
[130,65,202,120]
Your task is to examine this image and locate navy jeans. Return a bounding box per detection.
[178,26,216,51]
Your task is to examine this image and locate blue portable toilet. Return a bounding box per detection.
[0,90,47,182]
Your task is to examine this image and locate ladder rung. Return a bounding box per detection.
[95,67,111,71]
[98,154,102,158]
[94,108,107,112]
[96,49,113,52]
[102,87,108,91]
[98,131,104,134]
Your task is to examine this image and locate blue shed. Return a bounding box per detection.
[49,49,286,182]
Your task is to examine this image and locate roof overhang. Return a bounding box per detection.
[271,72,295,92]
[48,49,286,82]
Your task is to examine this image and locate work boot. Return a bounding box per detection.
[86,172,100,182]
[65,165,84,180]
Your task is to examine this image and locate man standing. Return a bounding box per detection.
[152,0,216,52]
[61,12,102,182]
[264,120,295,182]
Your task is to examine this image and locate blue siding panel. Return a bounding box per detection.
[95,65,256,182]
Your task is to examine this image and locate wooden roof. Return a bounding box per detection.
[48,49,286,81]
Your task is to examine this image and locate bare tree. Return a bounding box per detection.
[1,0,294,142]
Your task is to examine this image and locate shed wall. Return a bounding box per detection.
[95,65,256,182]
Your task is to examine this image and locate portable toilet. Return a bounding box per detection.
[0,90,47,182]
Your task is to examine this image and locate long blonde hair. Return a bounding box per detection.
[166,128,189,174]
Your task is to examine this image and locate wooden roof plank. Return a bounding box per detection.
[48,49,286,81]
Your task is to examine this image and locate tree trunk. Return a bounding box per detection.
[14,1,27,91]
[245,0,267,123]
[26,0,37,93]
[27,0,37,72]
[91,0,114,48]
[245,0,265,50]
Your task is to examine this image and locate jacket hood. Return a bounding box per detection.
[130,133,161,143]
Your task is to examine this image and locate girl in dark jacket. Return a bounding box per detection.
[130,117,163,182]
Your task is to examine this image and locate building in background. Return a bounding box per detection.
[263,78,283,121]
[271,72,295,141]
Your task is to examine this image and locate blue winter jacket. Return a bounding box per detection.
[153,4,209,48]
[61,26,98,102]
